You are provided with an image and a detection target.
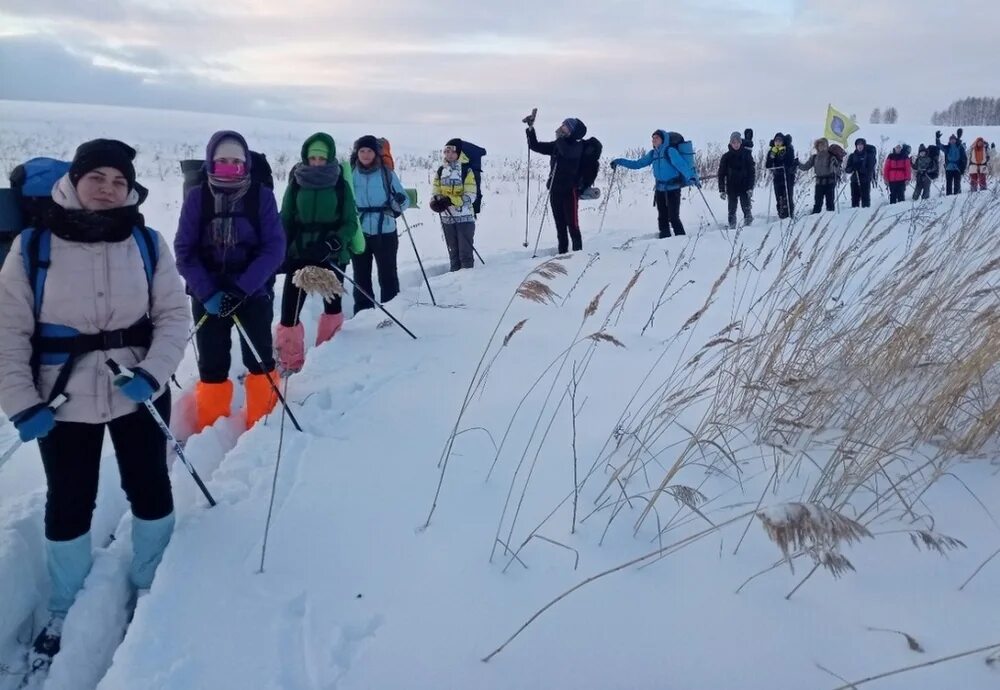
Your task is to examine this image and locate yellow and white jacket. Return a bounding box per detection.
[433,154,478,225]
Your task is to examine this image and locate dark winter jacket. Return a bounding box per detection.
[844,138,876,181]
[280,132,363,266]
[527,121,586,195]
[912,151,935,178]
[765,133,797,183]
[174,130,286,302]
[718,144,756,195]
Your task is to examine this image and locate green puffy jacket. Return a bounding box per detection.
[280,132,364,265]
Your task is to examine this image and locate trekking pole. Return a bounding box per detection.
[326,263,417,340]
[0,394,68,473]
[457,225,485,265]
[187,314,208,345]
[399,213,436,306]
[523,147,531,248]
[598,166,618,233]
[257,376,289,573]
[695,186,721,227]
[230,316,304,432]
[531,200,550,258]
[105,359,216,507]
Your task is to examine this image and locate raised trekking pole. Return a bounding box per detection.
[399,213,436,306]
[521,107,537,248]
[230,316,304,432]
[105,359,216,507]
[326,263,418,340]
[0,394,68,473]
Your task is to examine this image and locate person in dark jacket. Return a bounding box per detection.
[174,131,285,431]
[844,138,875,208]
[936,129,967,195]
[912,144,934,200]
[526,116,586,253]
[799,137,842,214]
[765,133,797,219]
[718,131,755,228]
[276,132,365,373]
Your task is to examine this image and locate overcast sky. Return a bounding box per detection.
[1,0,997,129]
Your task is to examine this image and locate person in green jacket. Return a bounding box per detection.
[275,132,364,373]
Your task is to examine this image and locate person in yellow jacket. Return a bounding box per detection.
[430,139,478,271]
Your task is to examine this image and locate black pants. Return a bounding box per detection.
[850,176,872,207]
[279,261,347,326]
[812,182,836,213]
[38,392,173,541]
[726,190,752,227]
[773,174,795,219]
[550,188,582,253]
[193,294,275,383]
[888,181,907,204]
[654,189,685,237]
[946,170,962,195]
[351,232,399,313]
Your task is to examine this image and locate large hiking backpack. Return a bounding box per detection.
[436,141,487,214]
[377,138,396,171]
[578,137,603,193]
[926,145,941,179]
[667,133,698,186]
[864,144,878,177]
[180,151,274,235]
[829,143,846,163]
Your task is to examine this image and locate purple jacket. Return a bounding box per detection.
[173,131,285,301]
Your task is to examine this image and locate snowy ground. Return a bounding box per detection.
[2,101,1000,689]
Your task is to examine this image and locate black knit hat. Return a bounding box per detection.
[69,139,137,190]
[445,138,463,153]
[354,135,381,154]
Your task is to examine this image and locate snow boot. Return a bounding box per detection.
[244,371,279,428]
[130,513,174,591]
[315,313,344,346]
[46,533,92,616]
[275,323,305,374]
[195,380,233,432]
[27,614,63,676]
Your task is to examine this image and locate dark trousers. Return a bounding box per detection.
[442,221,476,270]
[654,189,685,237]
[850,176,872,207]
[279,261,347,326]
[726,190,752,226]
[812,182,836,213]
[193,294,275,383]
[550,189,582,253]
[351,232,399,313]
[912,176,932,200]
[773,174,795,219]
[888,181,907,204]
[39,392,173,541]
[946,170,962,195]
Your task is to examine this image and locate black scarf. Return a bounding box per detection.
[45,204,144,244]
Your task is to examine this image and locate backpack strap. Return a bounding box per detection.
[21,228,50,321]
[131,226,159,310]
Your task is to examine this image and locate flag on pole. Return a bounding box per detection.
[824,104,859,146]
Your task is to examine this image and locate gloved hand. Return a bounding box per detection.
[204,290,245,318]
[957,127,964,139]
[393,192,407,205]
[113,367,160,403]
[202,292,224,316]
[719,191,727,200]
[429,196,453,213]
[303,240,334,264]
[610,160,618,170]
[11,404,56,442]
[935,130,942,140]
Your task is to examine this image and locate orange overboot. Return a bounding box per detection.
[195,380,234,432]
[244,371,279,428]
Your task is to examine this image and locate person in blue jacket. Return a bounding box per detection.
[935,129,968,196]
[611,130,700,238]
[349,135,410,314]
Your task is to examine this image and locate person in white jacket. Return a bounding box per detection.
[0,139,189,670]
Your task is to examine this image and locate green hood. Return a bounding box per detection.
[300,132,337,163]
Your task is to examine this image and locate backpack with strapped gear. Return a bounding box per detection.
[377,138,396,171]
[926,145,941,179]
[829,143,846,163]
[180,152,274,238]
[578,137,603,194]
[666,132,699,187]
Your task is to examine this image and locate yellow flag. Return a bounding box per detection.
[824,104,859,146]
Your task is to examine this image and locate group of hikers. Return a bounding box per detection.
[0,114,995,675]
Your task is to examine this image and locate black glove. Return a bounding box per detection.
[303,240,334,264]
[935,130,942,139]
[429,196,453,213]
[610,161,618,170]
[218,290,246,318]
[393,192,407,205]
[957,128,964,140]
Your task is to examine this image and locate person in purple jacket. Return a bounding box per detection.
[174,131,285,431]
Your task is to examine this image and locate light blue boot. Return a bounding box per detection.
[130,513,175,590]
[46,533,93,616]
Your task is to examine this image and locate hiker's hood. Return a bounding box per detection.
[206,130,251,171]
[300,132,337,163]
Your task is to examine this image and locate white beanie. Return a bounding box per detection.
[213,137,246,162]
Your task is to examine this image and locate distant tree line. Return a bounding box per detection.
[931,97,1000,126]
[870,107,899,124]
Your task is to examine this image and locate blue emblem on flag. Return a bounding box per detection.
[831,116,845,136]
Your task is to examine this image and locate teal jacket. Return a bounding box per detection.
[613,130,700,192]
[351,164,410,236]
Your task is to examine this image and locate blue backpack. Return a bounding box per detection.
[667,133,699,186]
[7,158,158,402]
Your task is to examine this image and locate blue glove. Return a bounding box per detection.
[203,292,224,316]
[11,404,56,442]
[113,367,160,403]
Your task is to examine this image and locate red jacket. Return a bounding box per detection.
[883,154,912,183]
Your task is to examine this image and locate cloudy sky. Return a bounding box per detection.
[1,0,996,129]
